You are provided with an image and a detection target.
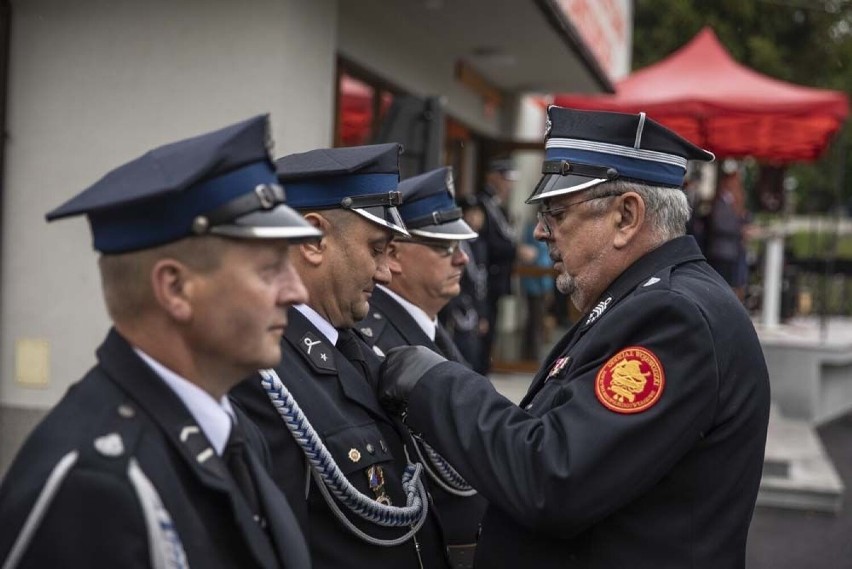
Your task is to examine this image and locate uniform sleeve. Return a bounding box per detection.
[404,289,718,538]
[15,464,152,568]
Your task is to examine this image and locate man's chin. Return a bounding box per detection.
[555,273,576,296]
[351,303,370,324]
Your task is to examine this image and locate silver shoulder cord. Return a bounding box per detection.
[259,369,429,546]
[2,452,187,569]
[410,435,477,497]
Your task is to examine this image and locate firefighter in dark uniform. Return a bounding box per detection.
[231,144,450,569]
[476,159,518,373]
[378,107,772,568]
[356,167,487,569]
[0,116,317,569]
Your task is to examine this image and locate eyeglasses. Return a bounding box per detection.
[408,240,461,258]
[536,192,621,236]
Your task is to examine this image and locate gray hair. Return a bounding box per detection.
[584,180,691,242]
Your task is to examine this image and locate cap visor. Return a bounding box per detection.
[353,206,410,237]
[211,204,321,242]
[408,218,478,241]
[525,174,607,204]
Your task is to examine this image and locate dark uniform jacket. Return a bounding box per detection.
[360,286,468,366]
[0,329,310,569]
[398,236,771,568]
[231,308,449,569]
[358,287,488,550]
[476,185,516,300]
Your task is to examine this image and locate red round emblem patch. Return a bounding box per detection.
[594,346,665,414]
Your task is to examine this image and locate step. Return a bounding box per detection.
[758,405,844,513]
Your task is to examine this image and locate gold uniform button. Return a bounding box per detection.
[348,448,361,463]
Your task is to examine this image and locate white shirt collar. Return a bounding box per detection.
[294,304,339,345]
[378,285,437,341]
[133,347,235,456]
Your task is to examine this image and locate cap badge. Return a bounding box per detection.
[255,183,279,209]
[446,170,456,197]
[595,346,665,414]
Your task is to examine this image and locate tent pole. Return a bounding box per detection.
[821,125,847,342]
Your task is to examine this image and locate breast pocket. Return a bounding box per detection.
[308,421,399,508]
[323,422,393,475]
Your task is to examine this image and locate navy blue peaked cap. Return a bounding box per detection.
[397,167,476,240]
[46,115,320,253]
[527,106,714,203]
[275,143,409,237]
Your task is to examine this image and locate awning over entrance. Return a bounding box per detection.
[339,0,615,97]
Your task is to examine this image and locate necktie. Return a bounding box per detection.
[336,328,373,382]
[434,322,469,367]
[223,419,265,526]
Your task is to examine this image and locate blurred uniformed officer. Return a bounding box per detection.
[231,144,450,569]
[356,167,487,569]
[378,107,771,568]
[476,159,518,373]
[0,116,317,568]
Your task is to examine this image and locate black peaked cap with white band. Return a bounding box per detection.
[527,106,714,204]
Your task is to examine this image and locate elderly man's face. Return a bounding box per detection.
[390,239,469,317]
[534,191,617,312]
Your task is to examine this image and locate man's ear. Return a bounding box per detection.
[387,241,404,276]
[299,213,329,266]
[612,192,646,249]
[150,259,195,322]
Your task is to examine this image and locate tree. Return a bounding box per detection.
[633,0,852,213]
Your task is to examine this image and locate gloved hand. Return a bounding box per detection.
[379,345,447,414]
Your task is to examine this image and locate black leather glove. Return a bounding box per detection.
[379,346,447,414]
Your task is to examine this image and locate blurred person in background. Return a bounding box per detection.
[707,159,751,301]
[518,218,554,361]
[476,159,518,373]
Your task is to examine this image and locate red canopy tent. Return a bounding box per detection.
[555,27,849,163]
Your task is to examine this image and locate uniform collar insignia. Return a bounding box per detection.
[585,296,613,325]
[643,277,661,287]
[298,331,336,372]
[360,326,373,338]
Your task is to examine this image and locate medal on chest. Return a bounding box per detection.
[367,465,392,505]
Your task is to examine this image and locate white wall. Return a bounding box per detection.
[0,0,338,408]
